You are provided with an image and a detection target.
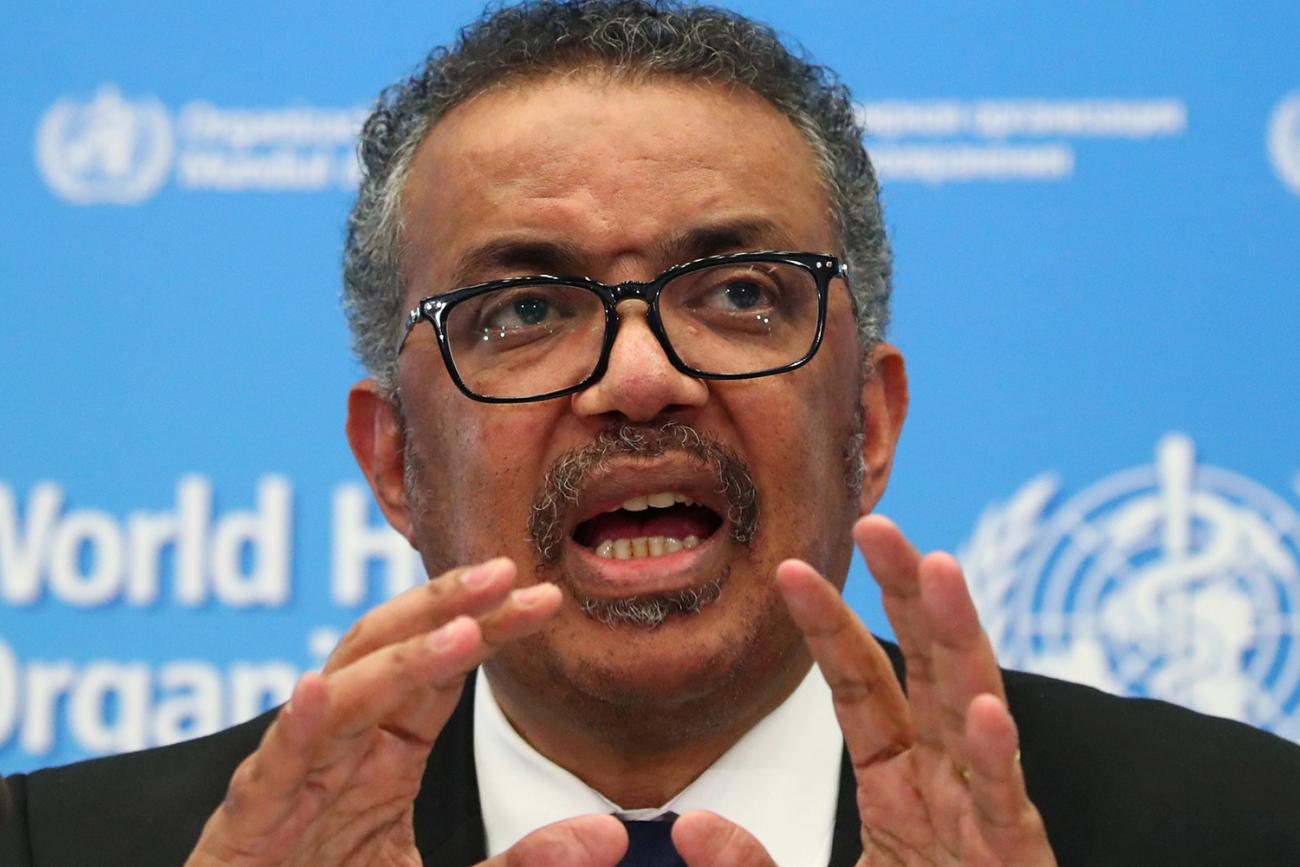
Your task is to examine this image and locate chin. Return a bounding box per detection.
[549,582,802,712]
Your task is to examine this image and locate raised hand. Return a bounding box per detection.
[184,558,563,867]
[776,515,1057,866]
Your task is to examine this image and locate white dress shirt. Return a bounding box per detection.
[474,665,844,867]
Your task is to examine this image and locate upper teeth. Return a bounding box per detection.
[613,491,695,512]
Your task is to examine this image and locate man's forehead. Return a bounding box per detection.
[411,74,818,190]
[396,74,833,292]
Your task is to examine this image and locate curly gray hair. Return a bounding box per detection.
[342,0,892,396]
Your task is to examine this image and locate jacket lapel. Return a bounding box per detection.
[827,639,908,866]
[827,745,863,866]
[413,674,488,864]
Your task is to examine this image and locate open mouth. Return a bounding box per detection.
[572,490,724,560]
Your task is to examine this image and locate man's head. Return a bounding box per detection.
[343,0,908,752]
[343,0,893,396]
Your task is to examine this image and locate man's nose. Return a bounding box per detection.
[570,302,708,422]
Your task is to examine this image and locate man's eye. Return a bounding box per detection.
[485,295,556,329]
[701,279,775,312]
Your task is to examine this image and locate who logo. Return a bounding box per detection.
[1270,92,1300,197]
[35,84,174,205]
[962,434,1300,742]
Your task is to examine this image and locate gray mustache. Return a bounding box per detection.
[528,421,761,564]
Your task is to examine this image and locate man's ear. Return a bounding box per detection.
[346,379,414,542]
[858,343,909,515]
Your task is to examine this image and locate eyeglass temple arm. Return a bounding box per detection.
[396,303,427,353]
[837,260,859,316]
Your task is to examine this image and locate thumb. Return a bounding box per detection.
[673,811,776,867]
[480,814,627,867]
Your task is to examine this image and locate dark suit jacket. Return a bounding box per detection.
[3,645,1300,866]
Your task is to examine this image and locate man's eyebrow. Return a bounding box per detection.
[447,237,587,289]
[444,218,796,290]
[660,218,798,263]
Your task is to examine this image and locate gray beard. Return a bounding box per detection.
[525,421,756,627]
[580,571,727,628]
[401,410,867,628]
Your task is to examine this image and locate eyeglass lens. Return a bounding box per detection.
[443,260,820,400]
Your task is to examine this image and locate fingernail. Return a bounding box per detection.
[461,559,500,588]
[428,616,472,651]
[512,584,554,608]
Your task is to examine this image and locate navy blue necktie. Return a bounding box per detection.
[617,814,686,867]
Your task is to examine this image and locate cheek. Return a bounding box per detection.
[737,337,860,475]
[730,328,862,560]
[409,393,562,566]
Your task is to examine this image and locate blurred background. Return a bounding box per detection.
[3,1,1298,771]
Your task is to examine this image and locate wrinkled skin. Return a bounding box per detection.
[184,76,1055,866]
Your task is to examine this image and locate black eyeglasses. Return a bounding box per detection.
[398,250,850,403]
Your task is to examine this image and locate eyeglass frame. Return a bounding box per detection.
[397,249,853,404]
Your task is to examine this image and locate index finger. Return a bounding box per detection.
[775,559,913,771]
[325,557,517,673]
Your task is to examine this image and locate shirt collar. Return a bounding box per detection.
[474,665,843,866]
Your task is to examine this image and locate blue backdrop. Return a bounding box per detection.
[3,1,1299,771]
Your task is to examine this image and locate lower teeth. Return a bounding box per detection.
[594,535,700,559]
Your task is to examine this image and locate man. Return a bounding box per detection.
[4,2,1299,865]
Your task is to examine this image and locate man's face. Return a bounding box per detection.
[366,74,900,742]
